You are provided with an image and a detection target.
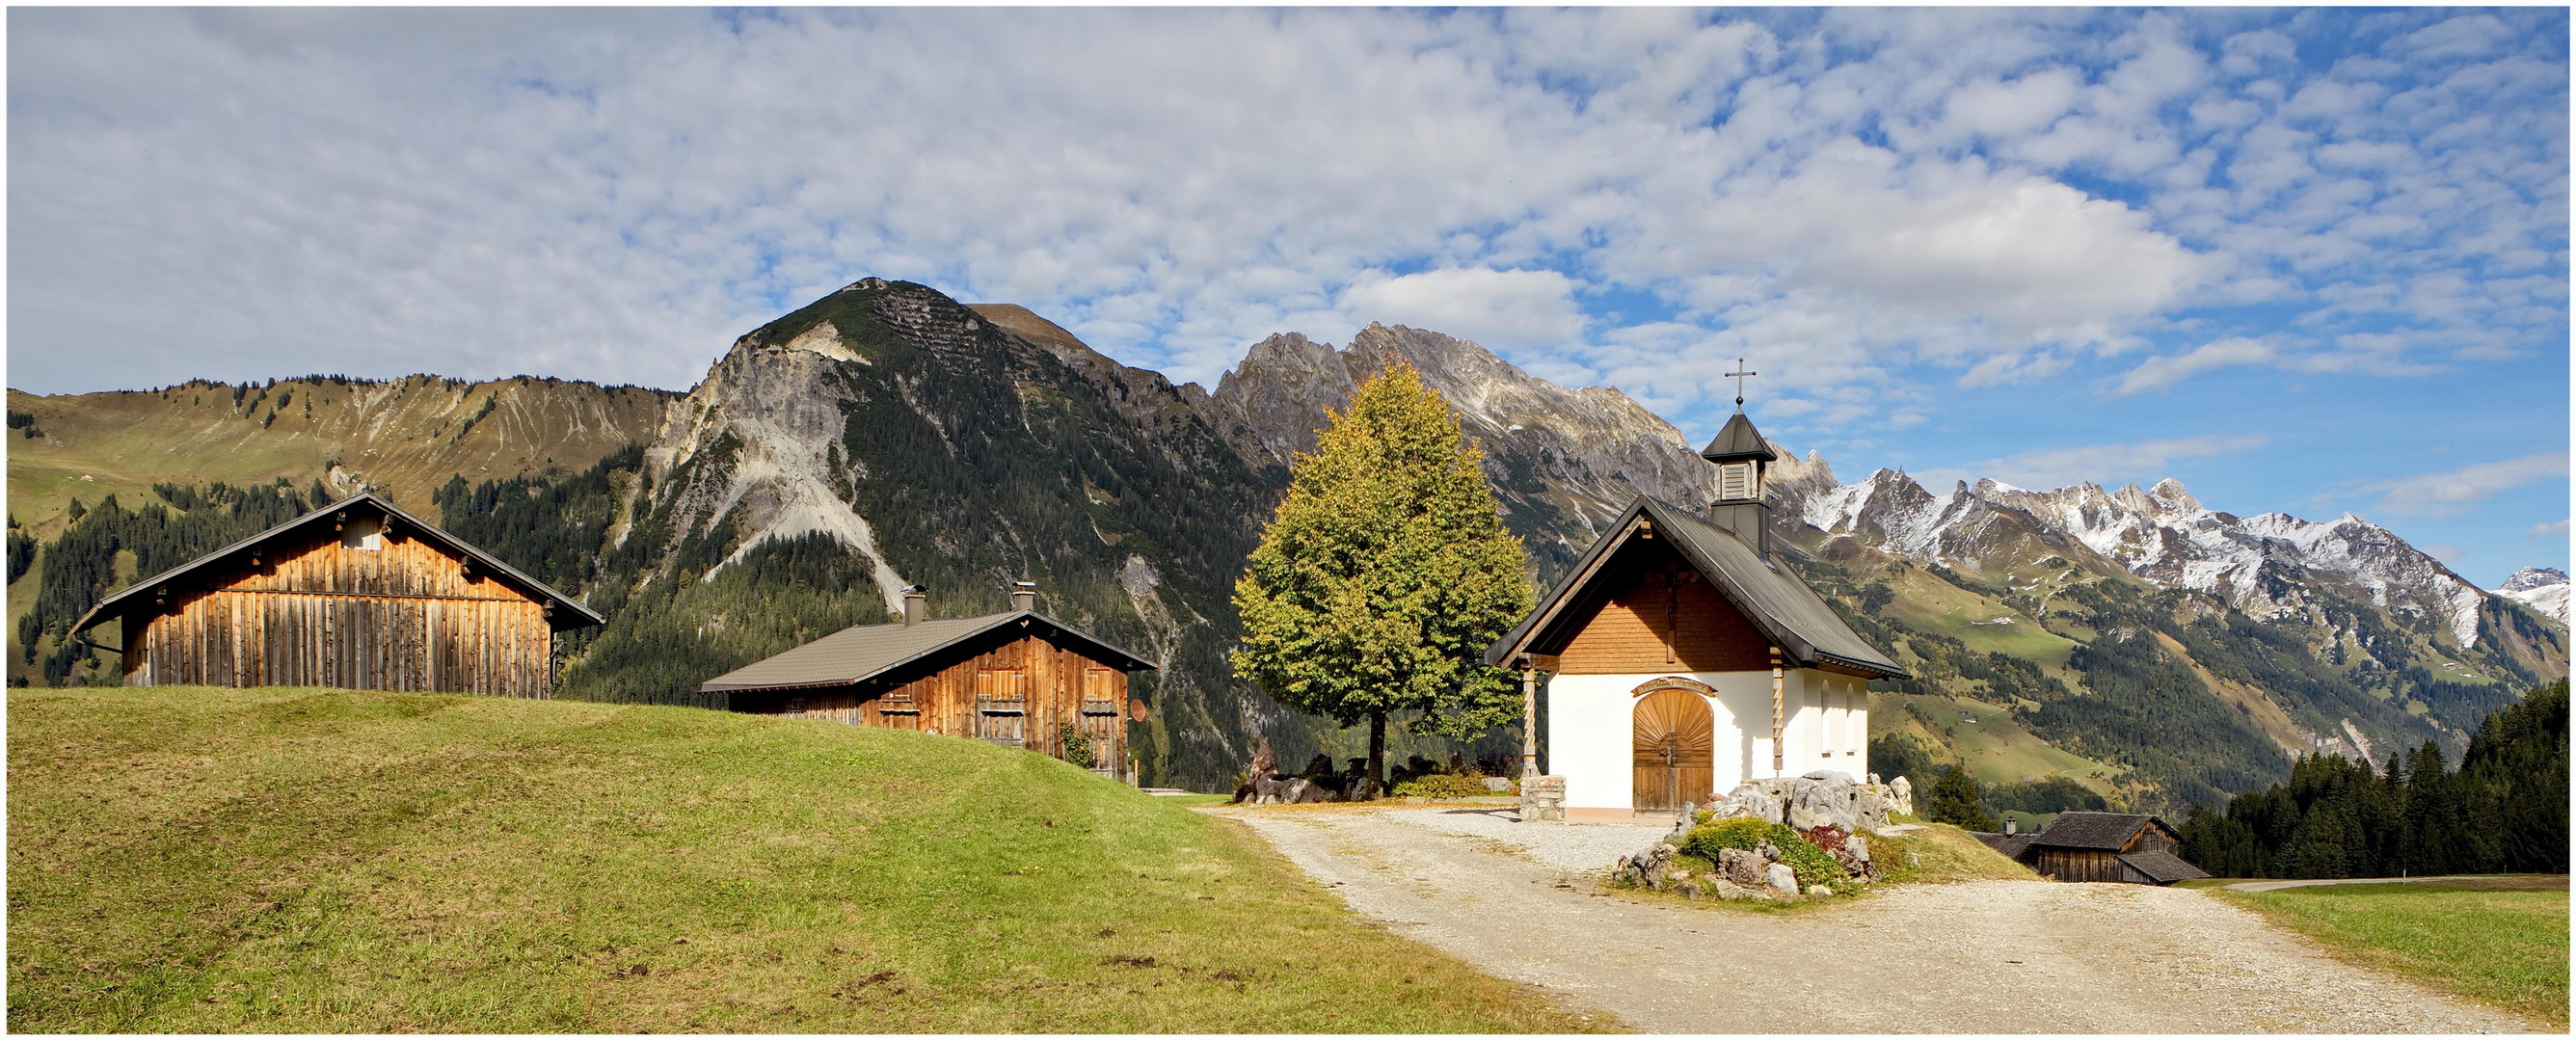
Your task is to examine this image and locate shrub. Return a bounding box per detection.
[1679,816,1775,860]
[1059,724,1094,769]
[1392,771,1489,799]
[1773,828,1849,890]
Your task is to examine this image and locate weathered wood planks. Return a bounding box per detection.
[748,630,1130,772]
[121,520,555,698]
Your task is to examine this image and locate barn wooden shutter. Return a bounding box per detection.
[976,667,1028,746]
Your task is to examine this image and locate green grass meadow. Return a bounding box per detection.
[2216,878,2569,1028]
[7,685,1606,1032]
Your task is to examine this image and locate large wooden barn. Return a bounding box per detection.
[69,493,603,698]
[700,584,1156,777]
[1980,812,2211,885]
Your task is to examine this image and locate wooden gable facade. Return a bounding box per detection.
[702,600,1156,777]
[72,494,604,698]
[1550,535,1793,677]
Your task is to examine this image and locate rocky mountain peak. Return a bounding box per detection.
[1195,324,1711,566]
[2496,566,2570,624]
[2502,566,2568,593]
[1778,452,2509,650]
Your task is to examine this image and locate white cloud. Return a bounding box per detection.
[2111,336,2278,394]
[1335,268,1586,352]
[1942,433,2272,491]
[2528,519,2571,537]
[2363,452,2571,518]
[3,5,2563,444]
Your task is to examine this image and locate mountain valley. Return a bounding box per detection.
[9,279,2564,804]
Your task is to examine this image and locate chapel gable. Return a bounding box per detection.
[1552,538,1773,675]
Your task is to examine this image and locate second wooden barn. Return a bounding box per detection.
[700,584,1156,776]
[1980,812,2211,885]
[68,493,604,697]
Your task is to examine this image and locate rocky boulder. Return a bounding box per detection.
[1764,864,1800,895]
[1718,847,1770,889]
[1787,776,1859,833]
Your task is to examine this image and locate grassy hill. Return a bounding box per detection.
[7,686,1601,1032]
[5,375,671,540]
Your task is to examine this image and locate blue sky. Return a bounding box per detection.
[8,8,2567,586]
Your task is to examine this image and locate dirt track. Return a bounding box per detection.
[1210,805,2538,1033]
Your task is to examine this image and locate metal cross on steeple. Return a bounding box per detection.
[1726,359,1758,411]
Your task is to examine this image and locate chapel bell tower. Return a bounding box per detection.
[1702,359,1777,554]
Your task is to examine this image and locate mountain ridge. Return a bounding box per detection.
[9,279,2563,806]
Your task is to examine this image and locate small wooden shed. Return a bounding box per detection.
[1982,812,2211,885]
[700,586,1156,776]
[69,493,603,698]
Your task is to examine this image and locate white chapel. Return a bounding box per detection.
[1484,405,1910,819]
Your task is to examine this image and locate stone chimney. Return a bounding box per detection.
[2004,816,2019,835]
[902,585,928,627]
[1009,581,1036,613]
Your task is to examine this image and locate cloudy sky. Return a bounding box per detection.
[9,8,2567,585]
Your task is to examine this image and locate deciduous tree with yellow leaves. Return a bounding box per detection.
[1231,360,1534,795]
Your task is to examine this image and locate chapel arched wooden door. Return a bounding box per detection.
[1633,687,1714,812]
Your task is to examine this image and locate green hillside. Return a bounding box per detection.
[7,686,1599,1033]
[5,376,670,540]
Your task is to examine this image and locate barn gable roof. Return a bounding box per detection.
[70,492,605,635]
[1482,496,1908,679]
[2026,812,2170,850]
[699,610,1159,694]
[2116,850,2212,883]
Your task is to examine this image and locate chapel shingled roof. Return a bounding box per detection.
[1482,496,1908,679]
[699,610,1157,694]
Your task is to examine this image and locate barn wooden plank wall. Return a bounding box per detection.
[2030,823,2182,884]
[1557,544,1773,675]
[747,632,1128,773]
[121,524,555,699]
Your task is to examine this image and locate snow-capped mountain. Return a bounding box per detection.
[1784,462,2503,650]
[2496,567,2570,623]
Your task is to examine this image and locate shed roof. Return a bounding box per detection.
[2026,812,2168,851]
[70,492,604,636]
[1483,496,1908,679]
[2117,850,2212,883]
[1976,833,2036,860]
[699,610,1158,694]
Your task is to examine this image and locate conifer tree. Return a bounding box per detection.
[1923,762,1999,831]
[1230,360,1535,794]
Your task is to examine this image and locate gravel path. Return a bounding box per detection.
[1210,804,2538,1033]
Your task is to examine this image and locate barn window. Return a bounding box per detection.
[789,698,804,713]
[340,516,385,551]
[1081,669,1117,714]
[977,668,1028,745]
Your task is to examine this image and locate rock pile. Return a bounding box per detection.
[1701,770,1912,833]
[1614,839,1814,901]
[1612,770,1914,902]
